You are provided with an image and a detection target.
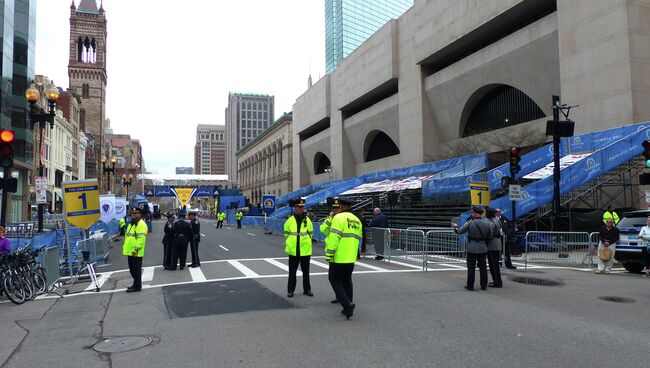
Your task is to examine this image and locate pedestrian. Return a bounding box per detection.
[356,208,368,258]
[162,212,175,270]
[0,226,10,254]
[321,197,341,304]
[188,210,201,268]
[495,208,517,269]
[306,209,316,223]
[122,207,148,293]
[326,197,362,319]
[596,218,619,274]
[370,207,389,260]
[118,215,126,236]
[171,212,192,270]
[637,217,650,277]
[236,210,244,229]
[452,207,491,291]
[283,198,314,298]
[602,204,620,225]
[485,208,503,288]
[216,211,225,229]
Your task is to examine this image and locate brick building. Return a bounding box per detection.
[194,124,226,175]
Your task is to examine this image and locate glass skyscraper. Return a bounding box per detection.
[325,0,413,74]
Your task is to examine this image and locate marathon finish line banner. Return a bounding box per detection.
[172,188,196,208]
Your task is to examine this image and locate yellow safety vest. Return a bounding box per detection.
[218,213,225,221]
[119,218,126,228]
[603,211,620,225]
[320,215,333,236]
[284,215,313,257]
[236,212,243,220]
[122,219,148,257]
[325,211,362,264]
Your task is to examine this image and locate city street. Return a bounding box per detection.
[0,220,649,368]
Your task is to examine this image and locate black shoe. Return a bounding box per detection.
[464,286,474,291]
[179,267,185,270]
[190,264,199,268]
[304,291,314,297]
[506,265,517,270]
[331,299,340,304]
[375,255,384,260]
[287,292,294,298]
[343,304,355,319]
[126,287,141,293]
[489,284,502,288]
[480,286,487,291]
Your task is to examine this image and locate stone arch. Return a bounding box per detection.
[314,152,331,175]
[364,130,400,162]
[459,84,545,138]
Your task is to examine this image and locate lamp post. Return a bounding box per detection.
[121,172,133,199]
[101,156,117,193]
[324,166,333,182]
[26,83,59,233]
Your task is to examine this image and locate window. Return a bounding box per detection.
[79,109,86,129]
[82,84,90,98]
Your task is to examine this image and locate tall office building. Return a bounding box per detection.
[225,93,274,182]
[175,167,194,175]
[194,124,226,175]
[0,0,37,222]
[325,0,413,73]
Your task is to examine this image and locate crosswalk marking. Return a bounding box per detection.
[310,259,330,269]
[219,245,229,251]
[142,267,155,282]
[439,263,466,270]
[265,259,296,274]
[228,260,260,278]
[246,233,255,236]
[386,259,425,270]
[189,267,207,282]
[356,261,387,271]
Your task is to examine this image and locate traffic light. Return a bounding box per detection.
[0,177,17,193]
[643,140,650,168]
[0,129,15,168]
[509,147,522,176]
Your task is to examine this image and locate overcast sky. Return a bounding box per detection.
[35,0,325,175]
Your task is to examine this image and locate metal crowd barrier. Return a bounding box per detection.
[383,228,426,268]
[424,229,465,270]
[41,246,61,289]
[524,231,593,268]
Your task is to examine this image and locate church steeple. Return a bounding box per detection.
[70,1,76,10]
[77,0,99,14]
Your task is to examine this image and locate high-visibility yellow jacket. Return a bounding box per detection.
[284,215,313,257]
[122,219,148,257]
[603,211,620,225]
[236,211,243,220]
[320,215,333,236]
[118,217,126,229]
[218,212,225,221]
[325,211,362,263]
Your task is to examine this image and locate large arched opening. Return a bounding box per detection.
[314,152,331,175]
[364,130,400,162]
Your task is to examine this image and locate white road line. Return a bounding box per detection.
[310,259,330,269]
[97,272,113,288]
[438,263,466,270]
[246,232,255,236]
[356,261,387,271]
[200,233,206,237]
[388,259,427,270]
[142,267,155,282]
[228,260,260,278]
[219,245,229,251]
[189,267,207,282]
[265,259,293,273]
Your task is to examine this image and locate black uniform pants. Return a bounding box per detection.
[127,256,143,290]
[466,252,488,289]
[190,238,200,265]
[163,241,173,269]
[288,256,311,293]
[217,221,223,228]
[237,220,242,229]
[329,263,354,310]
[487,250,503,286]
[504,239,515,267]
[172,240,189,269]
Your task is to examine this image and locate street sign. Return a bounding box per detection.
[35,176,47,204]
[469,182,490,207]
[509,184,523,201]
[62,179,100,230]
[173,188,195,208]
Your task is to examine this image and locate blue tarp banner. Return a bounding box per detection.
[194,187,213,197]
[218,196,245,211]
[262,195,276,215]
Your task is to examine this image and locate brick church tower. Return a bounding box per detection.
[68,0,107,179]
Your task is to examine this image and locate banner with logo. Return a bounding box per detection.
[172,187,196,208]
[114,197,127,220]
[99,195,116,224]
[262,195,276,215]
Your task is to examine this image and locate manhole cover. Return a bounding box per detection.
[510,277,563,286]
[598,296,635,303]
[93,336,153,353]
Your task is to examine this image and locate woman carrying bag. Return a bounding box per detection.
[596,218,619,274]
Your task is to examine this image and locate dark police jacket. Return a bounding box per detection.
[172,219,193,246]
[163,220,175,245]
[190,218,201,243]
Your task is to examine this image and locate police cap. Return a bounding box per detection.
[471,206,485,215]
[337,197,354,206]
[131,207,142,214]
[166,212,176,219]
[326,197,340,208]
[290,198,306,207]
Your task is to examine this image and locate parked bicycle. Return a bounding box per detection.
[0,246,47,305]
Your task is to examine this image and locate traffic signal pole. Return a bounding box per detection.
[551,95,561,231]
[1,167,9,227]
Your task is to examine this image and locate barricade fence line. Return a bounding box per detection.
[524,231,594,268]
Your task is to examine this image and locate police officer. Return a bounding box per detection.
[603,205,620,225]
[452,207,492,291]
[171,212,193,270]
[495,208,517,269]
[123,207,148,293]
[162,212,175,270]
[485,208,503,288]
[325,197,362,319]
[321,197,341,304]
[284,198,314,298]
[216,211,225,229]
[118,216,126,236]
[236,210,243,229]
[188,210,201,268]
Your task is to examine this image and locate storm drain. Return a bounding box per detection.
[510,277,563,287]
[93,336,153,353]
[598,296,635,303]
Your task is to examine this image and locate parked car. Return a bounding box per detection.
[615,210,650,273]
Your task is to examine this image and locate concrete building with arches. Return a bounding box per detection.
[292,0,650,188]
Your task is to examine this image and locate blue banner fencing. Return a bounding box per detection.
[422,174,484,196]
[218,196,245,211]
[194,187,214,197]
[272,177,365,218]
[495,127,648,221]
[568,122,650,153]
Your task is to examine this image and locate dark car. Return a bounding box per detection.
[615,210,650,273]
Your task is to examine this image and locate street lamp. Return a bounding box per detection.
[101,156,117,193]
[121,173,133,199]
[324,166,333,182]
[26,83,59,233]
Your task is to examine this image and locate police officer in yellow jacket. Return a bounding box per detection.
[284,198,314,298]
[118,216,126,236]
[603,205,620,225]
[236,210,243,229]
[325,197,362,319]
[123,207,148,293]
[320,197,340,237]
